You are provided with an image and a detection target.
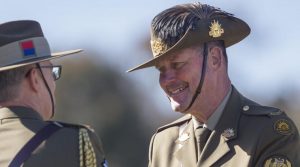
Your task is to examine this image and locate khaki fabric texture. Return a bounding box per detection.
[0,107,106,167]
[148,86,300,167]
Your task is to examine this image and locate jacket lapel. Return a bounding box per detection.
[197,130,230,166]
[174,119,197,167]
[197,86,243,167]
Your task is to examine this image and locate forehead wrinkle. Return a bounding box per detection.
[155,45,203,68]
[155,53,177,68]
[155,48,199,68]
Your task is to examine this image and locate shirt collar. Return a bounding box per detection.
[193,86,232,130]
[0,106,43,122]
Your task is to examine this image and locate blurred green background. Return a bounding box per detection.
[2,1,300,166]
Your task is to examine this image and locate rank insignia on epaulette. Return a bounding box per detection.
[274,119,292,135]
[264,156,291,167]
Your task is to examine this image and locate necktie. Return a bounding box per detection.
[195,126,211,161]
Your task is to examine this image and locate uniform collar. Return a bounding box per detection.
[192,86,232,130]
[213,85,242,140]
[197,86,244,166]
[0,106,43,122]
[156,114,192,133]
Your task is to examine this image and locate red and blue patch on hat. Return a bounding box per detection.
[20,40,36,57]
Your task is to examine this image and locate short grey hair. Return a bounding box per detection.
[0,65,31,103]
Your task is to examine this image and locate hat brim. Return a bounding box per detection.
[0,49,82,72]
[127,17,250,72]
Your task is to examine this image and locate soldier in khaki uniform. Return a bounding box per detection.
[128,2,300,167]
[0,20,108,167]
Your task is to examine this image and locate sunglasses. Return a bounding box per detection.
[26,65,62,81]
[38,65,62,81]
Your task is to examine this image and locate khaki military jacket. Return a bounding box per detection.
[148,87,300,167]
[0,106,107,167]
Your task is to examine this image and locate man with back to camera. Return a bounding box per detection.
[0,20,108,167]
[128,2,300,167]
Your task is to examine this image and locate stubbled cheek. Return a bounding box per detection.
[188,80,197,92]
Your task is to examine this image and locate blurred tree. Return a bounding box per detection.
[53,52,153,167]
[268,88,300,130]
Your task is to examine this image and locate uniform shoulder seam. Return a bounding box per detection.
[241,104,283,116]
[50,121,94,131]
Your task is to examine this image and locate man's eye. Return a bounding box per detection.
[173,62,185,69]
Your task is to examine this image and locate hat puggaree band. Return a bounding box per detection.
[0,20,82,72]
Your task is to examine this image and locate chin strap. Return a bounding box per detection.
[36,63,55,118]
[183,43,208,112]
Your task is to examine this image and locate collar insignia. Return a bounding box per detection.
[222,128,235,138]
[178,132,190,142]
[209,20,224,38]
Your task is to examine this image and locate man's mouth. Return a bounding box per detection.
[167,85,188,95]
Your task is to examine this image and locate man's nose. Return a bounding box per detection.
[160,69,176,86]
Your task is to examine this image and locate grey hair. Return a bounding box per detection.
[0,66,31,103]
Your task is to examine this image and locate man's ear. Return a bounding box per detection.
[26,68,41,92]
[208,46,223,70]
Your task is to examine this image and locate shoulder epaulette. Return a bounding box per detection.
[50,121,97,167]
[241,104,283,116]
[51,121,95,132]
[240,105,297,136]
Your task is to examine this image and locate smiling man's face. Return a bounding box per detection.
[156,46,203,113]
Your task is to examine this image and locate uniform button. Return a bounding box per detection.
[243,105,250,111]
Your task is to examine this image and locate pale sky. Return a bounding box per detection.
[1,0,299,116]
